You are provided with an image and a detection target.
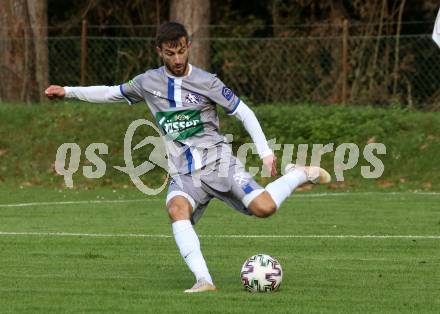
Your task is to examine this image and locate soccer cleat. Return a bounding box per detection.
[184,278,217,293]
[285,164,331,184]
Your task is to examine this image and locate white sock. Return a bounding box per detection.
[172,220,213,285]
[265,169,307,208]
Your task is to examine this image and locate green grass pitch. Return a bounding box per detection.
[0,187,439,313]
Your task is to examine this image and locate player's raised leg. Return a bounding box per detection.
[248,164,331,216]
[167,195,217,293]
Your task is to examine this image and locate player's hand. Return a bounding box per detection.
[262,154,277,177]
[45,85,65,99]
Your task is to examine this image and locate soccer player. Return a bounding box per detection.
[45,22,331,293]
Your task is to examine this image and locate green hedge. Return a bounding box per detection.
[0,102,439,191]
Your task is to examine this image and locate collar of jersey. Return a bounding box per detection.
[164,64,193,79]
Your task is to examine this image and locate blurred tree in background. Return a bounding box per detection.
[0,0,48,103]
[170,0,210,69]
[0,0,439,105]
[44,0,438,37]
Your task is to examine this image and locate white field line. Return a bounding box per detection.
[0,192,439,208]
[0,231,439,240]
[0,199,159,208]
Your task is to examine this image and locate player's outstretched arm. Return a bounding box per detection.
[230,101,277,176]
[44,85,125,103]
[208,77,277,176]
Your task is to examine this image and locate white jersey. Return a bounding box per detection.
[120,64,241,175]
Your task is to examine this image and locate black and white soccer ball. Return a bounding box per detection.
[240,254,283,292]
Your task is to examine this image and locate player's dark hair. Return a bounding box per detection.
[156,22,189,48]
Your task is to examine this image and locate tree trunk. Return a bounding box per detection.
[329,0,348,104]
[28,0,48,101]
[170,0,210,70]
[0,0,48,103]
[271,0,281,37]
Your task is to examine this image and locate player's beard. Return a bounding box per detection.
[166,60,188,77]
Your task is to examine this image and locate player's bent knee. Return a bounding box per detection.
[168,204,191,221]
[255,204,276,218]
[167,196,192,222]
[248,194,277,218]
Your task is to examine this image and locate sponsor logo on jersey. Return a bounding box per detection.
[185,93,202,104]
[222,86,234,101]
[155,109,204,141]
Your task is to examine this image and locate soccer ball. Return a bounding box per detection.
[240,254,283,292]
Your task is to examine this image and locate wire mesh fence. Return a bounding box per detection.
[0,27,429,108]
[47,33,440,108]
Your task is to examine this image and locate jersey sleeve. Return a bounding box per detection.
[119,74,145,105]
[208,76,241,114]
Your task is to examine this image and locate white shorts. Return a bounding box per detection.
[166,155,264,224]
